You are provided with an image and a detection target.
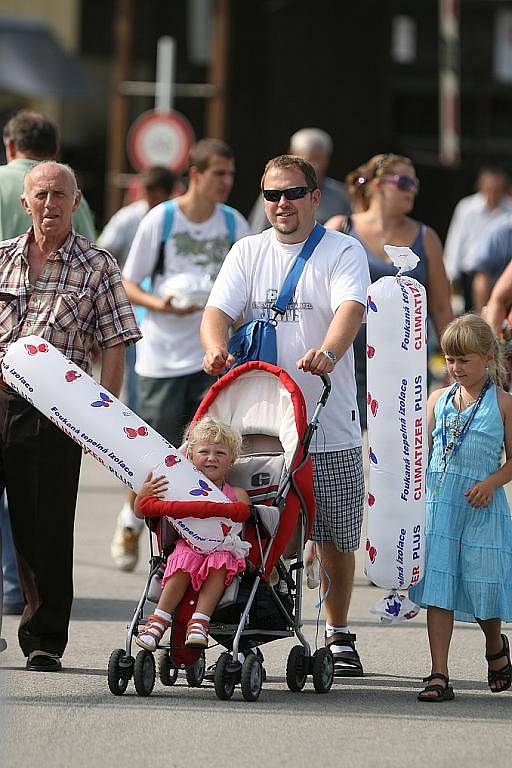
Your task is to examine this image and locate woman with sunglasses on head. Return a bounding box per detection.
[325,153,453,429]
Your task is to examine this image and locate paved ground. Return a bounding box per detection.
[1,454,512,768]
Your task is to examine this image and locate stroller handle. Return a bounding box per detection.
[300,373,331,453]
[318,374,331,405]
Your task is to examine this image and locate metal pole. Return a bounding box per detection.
[439,0,460,166]
[206,0,230,138]
[155,36,175,113]
[105,0,135,219]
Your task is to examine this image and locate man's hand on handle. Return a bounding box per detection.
[297,348,335,376]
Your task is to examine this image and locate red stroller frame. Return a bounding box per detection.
[107,362,334,701]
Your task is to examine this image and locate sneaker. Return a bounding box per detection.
[110,519,140,572]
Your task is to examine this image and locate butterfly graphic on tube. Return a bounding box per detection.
[367,296,378,313]
[189,479,212,497]
[123,426,148,439]
[367,393,379,417]
[25,343,48,356]
[165,454,181,467]
[91,392,113,408]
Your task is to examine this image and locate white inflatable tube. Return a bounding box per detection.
[365,273,428,592]
[1,336,241,553]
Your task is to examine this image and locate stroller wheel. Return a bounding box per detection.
[312,647,334,693]
[286,645,307,692]
[185,651,205,687]
[107,648,132,696]
[214,652,236,700]
[134,649,156,696]
[241,653,263,702]
[158,651,179,686]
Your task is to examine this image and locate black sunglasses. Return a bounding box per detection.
[262,186,314,202]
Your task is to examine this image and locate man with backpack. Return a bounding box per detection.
[110,139,249,571]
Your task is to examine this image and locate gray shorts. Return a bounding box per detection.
[137,370,211,447]
[310,448,364,552]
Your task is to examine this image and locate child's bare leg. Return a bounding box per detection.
[136,570,191,651]
[477,617,509,691]
[185,568,229,648]
[157,570,191,614]
[195,568,228,616]
[422,606,454,696]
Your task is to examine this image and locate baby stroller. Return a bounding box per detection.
[107,361,333,702]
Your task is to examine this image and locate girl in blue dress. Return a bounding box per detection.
[410,314,512,701]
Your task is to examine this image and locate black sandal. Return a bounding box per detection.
[486,634,511,693]
[417,673,455,702]
[325,632,363,677]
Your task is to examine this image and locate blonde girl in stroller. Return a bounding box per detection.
[134,417,250,651]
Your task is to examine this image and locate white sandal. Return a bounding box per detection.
[135,613,171,652]
[184,617,210,648]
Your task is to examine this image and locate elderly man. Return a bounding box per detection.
[0,111,98,617]
[201,154,370,676]
[248,128,350,233]
[0,161,140,670]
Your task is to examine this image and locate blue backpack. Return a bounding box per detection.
[136,200,237,323]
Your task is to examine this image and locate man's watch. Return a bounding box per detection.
[322,349,337,364]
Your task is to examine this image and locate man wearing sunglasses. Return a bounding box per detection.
[201,154,370,677]
[248,128,351,233]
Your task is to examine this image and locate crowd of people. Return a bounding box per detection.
[0,109,511,698]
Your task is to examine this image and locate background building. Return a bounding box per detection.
[1,0,511,237]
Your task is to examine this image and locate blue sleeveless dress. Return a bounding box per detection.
[348,221,428,429]
[409,383,512,622]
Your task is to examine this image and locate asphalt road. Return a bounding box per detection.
[1,453,511,768]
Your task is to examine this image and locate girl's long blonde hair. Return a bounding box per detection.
[441,313,507,387]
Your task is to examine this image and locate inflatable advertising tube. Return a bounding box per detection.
[1,336,241,553]
[365,247,428,613]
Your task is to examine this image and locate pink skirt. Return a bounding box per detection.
[162,539,246,592]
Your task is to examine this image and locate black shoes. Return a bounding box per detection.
[26,651,62,672]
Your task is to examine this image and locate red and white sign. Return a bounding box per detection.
[127,109,195,172]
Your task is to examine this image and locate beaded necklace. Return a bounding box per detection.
[433,377,491,494]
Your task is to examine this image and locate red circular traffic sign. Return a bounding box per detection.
[127,109,195,172]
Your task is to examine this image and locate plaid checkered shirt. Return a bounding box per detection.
[0,229,141,375]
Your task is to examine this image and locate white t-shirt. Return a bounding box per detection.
[206,227,370,452]
[123,201,249,377]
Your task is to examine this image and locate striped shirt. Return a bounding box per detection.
[0,228,141,375]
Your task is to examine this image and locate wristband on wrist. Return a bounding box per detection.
[322,349,337,364]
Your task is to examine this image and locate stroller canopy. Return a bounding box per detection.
[192,361,309,470]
